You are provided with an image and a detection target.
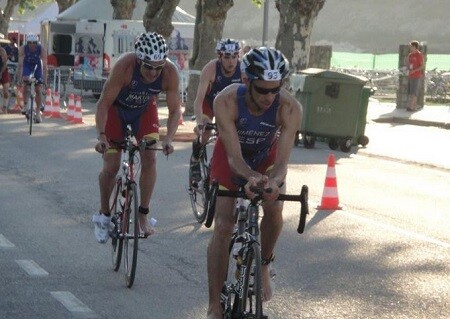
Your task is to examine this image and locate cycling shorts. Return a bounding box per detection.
[105,97,160,149]
[0,69,10,84]
[22,63,43,83]
[210,138,277,191]
[202,98,214,120]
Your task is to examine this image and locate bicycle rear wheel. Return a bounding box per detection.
[123,182,139,288]
[110,177,124,271]
[189,156,210,223]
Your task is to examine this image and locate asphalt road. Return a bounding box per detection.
[0,110,449,319]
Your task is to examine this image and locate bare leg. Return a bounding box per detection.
[99,151,121,215]
[2,84,8,112]
[207,197,235,319]
[260,200,284,302]
[138,149,157,236]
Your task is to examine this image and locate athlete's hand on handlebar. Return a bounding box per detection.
[95,135,109,154]
[244,175,280,201]
[161,139,174,157]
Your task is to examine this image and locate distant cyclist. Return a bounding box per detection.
[93,32,181,243]
[189,38,243,184]
[0,45,9,113]
[17,33,47,122]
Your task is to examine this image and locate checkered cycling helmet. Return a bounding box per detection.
[135,32,168,61]
[26,33,39,43]
[216,38,240,55]
[243,47,290,81]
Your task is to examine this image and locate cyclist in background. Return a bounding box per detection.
[0,45,9,113]
[206,47,302,319]
[189,38,243,184]
[17,33,47,122]
[93,32,181,243]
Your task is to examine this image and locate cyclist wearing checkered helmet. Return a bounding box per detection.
[189,38,244,184]
[93,32,181,243]
[206,47,302,319]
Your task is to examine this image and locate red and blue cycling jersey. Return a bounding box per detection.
[211,84,280,190]
[105,62,163,143]
[22,44,43,82]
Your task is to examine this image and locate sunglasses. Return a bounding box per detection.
[252,83,281,95]
[28,42,37,44]
[142,62,164,71]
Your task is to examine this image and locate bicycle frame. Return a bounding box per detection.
[110,125,163,288]
[214,185,309,318]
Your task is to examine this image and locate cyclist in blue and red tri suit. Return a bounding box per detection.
[17,33,47,122]
[206,47,303,319]
[189,38,243,183]
[93,32,181,243]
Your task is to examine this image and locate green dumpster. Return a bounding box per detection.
[290,68,369,152]
[356,86,376,147]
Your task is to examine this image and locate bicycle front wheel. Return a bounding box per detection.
[110,177,124,271]
[28,100,33,136]
[123,182,139,288]
[239,242,263,318]
[223,240,263,319]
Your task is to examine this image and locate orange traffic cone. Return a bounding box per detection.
[43,88,53,117]
[178,106,185,125]
[51,91,62,118]
[66,93,75,122]
[317,153,343,210]
[72,95,84,124]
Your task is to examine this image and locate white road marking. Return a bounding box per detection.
[51,291,97,318]
[16,259,49,277]
[342,210,450,249]
[0,234,15,248]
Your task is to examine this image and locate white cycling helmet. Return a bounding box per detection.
[243,47,290,81]
[135,32,168,62]
[216,38,240,55]
[26,33,39,43]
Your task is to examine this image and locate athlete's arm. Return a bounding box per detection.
[193,59,216,125]
[162,59,181,154]
[0,48,7,75]
[95,53,131,137]
[268,88,302,187]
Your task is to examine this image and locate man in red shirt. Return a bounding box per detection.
[406,40,425,112]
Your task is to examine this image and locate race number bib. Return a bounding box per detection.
[263,70,281,81]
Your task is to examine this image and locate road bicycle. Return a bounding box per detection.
[209,184,309,318]
[187,122,217,227]
[109,125,164,288]
[22,65,42,136]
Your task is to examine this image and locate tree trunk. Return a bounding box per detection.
[0,0,20,37]
[143,0,180,38]
[275,0,325,72]
[186,0,233,115]
[56,0,78,13]
[110,0,136,19]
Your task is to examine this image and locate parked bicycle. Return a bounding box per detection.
[207,183,309,318]
[109,124,165,288]
[187,122,217,227]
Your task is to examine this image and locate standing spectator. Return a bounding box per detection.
[406,40,425,112]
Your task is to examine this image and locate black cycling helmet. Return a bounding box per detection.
[216,38,241,55]
[135,32,168,61]
[243,47,290,81]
